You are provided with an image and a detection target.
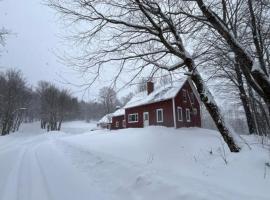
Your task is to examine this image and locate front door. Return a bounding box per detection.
[143,112,149,127]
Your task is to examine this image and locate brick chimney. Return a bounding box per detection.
[147,81,154,95]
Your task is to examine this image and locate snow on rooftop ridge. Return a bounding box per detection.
[98,113,113,124]
[112,108,125,117]
[124,78,188,109]
[98,108,125,124]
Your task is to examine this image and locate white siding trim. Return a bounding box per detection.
[186,108,191,122]
[172,98,177,128]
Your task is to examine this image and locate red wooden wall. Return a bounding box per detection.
[111,115,125,130]
[174,81,201,128]
[125,99,174,128]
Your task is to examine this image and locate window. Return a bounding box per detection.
[183,89,187,102]
[186,108,191,122]
[192,108,197,115]
[177,107,183,121]
[156,109,164,123]
[115,121,119,128]
[122,120,126,128]
[128,113,138,123]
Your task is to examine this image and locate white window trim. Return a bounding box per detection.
[115,121,119,128]
[172,98,176,128]
[156,109,164,123]
[128,113,138,123]
[177,107,183,121]
[186,108,191,122]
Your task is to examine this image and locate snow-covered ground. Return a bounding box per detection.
[0,121,269,200]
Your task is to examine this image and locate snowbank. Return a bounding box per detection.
[59,126,270,200]
[0,122,269,200]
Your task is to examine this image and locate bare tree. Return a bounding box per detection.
[25,90,41,122]
[0,27,8,47]
[57,89,73,130]
[48,0,240,152]
[37,82,59,131]
[121,92,134,106]
[0,69,29,135]
[79,100,104,122]
[99,87,119,114]
[37,81,80,131]
[190,0,270,115]
[196,19,257,134]
[180,0,270,135]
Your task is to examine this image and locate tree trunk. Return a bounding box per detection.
[58,119,62,131]
[234,60,256,134]
[196,0,270,110]
[186,59,241,152]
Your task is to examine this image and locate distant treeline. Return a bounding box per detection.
[0,69,132,135]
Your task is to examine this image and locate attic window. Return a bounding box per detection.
[156,109,164,123]
[128,113,138,123]
[183,89,187,102]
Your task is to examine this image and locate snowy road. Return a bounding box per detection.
[0,133,108,200]
[0,122,269,200]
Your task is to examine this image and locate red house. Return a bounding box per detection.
[122,78,201,129]
[110,108,125,130]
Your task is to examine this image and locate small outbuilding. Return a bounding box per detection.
[97,113,113,129]
[110,108,125,130]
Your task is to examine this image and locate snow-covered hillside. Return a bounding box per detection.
[0,122,269,200]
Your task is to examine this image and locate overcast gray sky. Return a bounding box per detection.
[0,0,230,107]
[0,0,118,100]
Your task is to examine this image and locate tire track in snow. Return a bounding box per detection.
[35,139,110,200]
[33,144,54,200]
[0,147,28,200]
[0,135,45,155]
[16,148,30,200]
[0,136,54,200]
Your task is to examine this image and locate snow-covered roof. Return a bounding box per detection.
[124,78,188,109]
[112,108,125,117]
[98,113,113,124]
[98,108,125,124]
